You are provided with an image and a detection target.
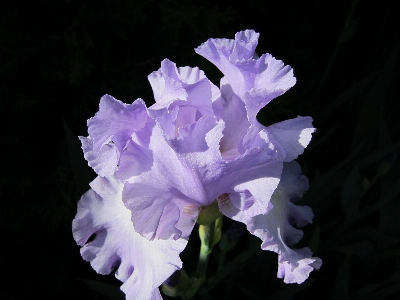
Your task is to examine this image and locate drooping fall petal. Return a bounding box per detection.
[234,161,322,284]
[72,176,187,299]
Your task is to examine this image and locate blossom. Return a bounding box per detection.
[123,57,283,241]
[73,29,321,300]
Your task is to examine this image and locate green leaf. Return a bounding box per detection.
[302,144,363,219]
[340,165,363,221]
[363,283,400,300]
[369,248,400,260]
[319,72,377,121]
[351,40,400,150]
[359,140,400,169]
[351,283,382,300]
[77,278,125,300]
[330,253,351,300]
[337,241,374,258]
[338,17,360,44]
[342,226,399,245]
[361,176,400,218]
[204,236,259,292]
[385,270,400,284]
[269,280,313,300]
[308,225,320,254]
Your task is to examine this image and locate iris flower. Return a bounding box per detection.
[73,30,321,299]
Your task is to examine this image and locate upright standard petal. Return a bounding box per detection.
[217,78,251,160]
[195,29,296,122]
[81,95,149,176]
[228,161,322,283]
[72,176,186,300]
[195,30,309,171]
[148,59,217,139]
[88,95,148,153]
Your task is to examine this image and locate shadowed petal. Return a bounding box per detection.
[218,160,282,220]
[277,247,322,284]
[232,161,321,283]
[72,176,186,300]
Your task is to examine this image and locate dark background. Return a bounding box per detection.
[1,0,399,299]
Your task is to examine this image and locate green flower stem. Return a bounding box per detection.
[197,223,214,277]
[197,216,223,276]
[183,216,223,299]
[217,249,227,272]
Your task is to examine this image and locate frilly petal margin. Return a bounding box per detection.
[234,161,322,283]
[147,59,218,141]
[239,116,315,163]
[87,95,148,153]
[267,117,316,162]
[79,136,119,177]
[195,29,296,122]
[217,160,283,221]
[72,176,186,300]
[80,95,150,177]
[148,59,215,116]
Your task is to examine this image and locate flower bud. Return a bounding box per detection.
[197,200,222,225]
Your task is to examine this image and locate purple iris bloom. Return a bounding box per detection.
[73,29,321,299]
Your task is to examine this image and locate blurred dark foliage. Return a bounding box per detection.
[1,0,399,299]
